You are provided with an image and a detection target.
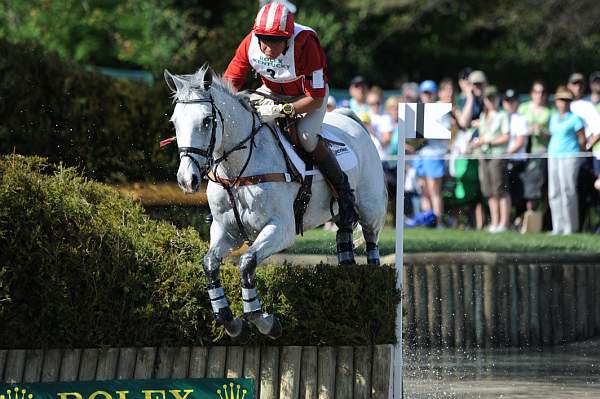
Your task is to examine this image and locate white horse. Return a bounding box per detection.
[165,66,386,339]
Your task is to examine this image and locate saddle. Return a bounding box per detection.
[242,91,356,236]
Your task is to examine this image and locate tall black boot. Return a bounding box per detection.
[310,137,358,264]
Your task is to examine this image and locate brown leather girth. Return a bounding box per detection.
[208,171,297,187]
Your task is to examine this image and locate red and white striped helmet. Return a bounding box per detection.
[253,2,294,39]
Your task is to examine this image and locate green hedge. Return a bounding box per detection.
[0,155,399,348]
[0,38,176,183]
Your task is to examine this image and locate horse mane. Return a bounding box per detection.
[170,64,244,106]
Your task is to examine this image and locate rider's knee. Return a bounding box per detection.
[299,131,319,152]
[239,252,257,288]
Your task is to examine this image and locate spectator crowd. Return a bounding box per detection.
[327,69,600,235]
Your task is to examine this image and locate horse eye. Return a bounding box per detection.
[202,117,211,129]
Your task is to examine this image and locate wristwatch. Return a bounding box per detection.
[281,103,295,116]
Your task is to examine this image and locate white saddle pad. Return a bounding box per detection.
[275,125,358,181]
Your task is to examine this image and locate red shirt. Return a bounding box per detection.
[223,30,328,98]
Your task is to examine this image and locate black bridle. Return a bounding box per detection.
[175,92,266,244]
[176,95,222,175]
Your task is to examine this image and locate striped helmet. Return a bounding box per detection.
[253,2,294,39]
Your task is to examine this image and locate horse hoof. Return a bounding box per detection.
[266,316,282,340]
[231,318,250,343]
[338,257,356,265]
[223,317,246,339]
[245,311,282,339]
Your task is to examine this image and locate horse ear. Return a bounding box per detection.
[164,69,187,93]
[202,66,213,90]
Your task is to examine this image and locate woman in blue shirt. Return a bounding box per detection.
[547,86,586,234]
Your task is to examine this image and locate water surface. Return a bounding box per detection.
[404,339,600,398]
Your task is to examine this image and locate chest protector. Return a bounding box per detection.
[248,23,315,84]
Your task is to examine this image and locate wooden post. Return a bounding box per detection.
[134,347,156,379]
[496,265,509,347]
[427,264,442,347]
[517,264,531,347]
[404,265,416,346]
[371,345,393,399]
[317,347,335,399]
[243,347,261,398]
[95,348,119,381]
[116,348,136,380]
[353,346,372,399]
[279,346,302,399]
[41,349,62,382]
[508,265,519,347]
[592,265,600,334]
[0,350,7,381]
[529,265,541,347]
[452,264,465,348]
[260,346,280,399]
[335,346,353,399]
[300,346,317,399]
[59,349,81,382]
[207,346,227,378]
[474,265,485,348]
[562,265,577,342]
[463,264,475,348]
[540,265,553,346]
[171,347,191,379]
[226,346,245,379]
[440,265,454,347]
[189,347,208,378]
[3,350,25,383]
[576,265,589,340]
[483,264,496,347]
[413,265,429,347]
[23,350,43,383]
[156,347,176,379]
[586,266,595,338]
[78,349,99,381]
[551,266,564,345]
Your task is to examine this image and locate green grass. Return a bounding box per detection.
[285,227,600,255]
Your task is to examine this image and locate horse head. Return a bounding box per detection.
[165,65,223,193]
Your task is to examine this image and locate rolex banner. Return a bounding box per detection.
[0,379,254,399]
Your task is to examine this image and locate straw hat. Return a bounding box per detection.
[554,85,573,101]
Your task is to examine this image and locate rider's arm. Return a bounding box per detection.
[291,95,325,114]
[290,32,328,115]
[223,33,253,92]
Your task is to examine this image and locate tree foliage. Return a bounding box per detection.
[2,0,600,90]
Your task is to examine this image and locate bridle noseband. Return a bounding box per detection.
[176,96,222,175]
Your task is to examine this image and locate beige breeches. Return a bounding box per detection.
[249,85,329,152]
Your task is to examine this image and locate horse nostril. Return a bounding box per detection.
[191,174,199,188]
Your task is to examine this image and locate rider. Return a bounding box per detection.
[223,1,358,234]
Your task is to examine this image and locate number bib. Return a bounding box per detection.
[248,23,314,84]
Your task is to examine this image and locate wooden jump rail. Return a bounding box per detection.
[0,345,393,398]
[402,252,600,348]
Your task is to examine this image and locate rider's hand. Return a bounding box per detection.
[256,104,294,122]
[256,104,284,121]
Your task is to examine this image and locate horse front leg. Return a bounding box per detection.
[204,222,247,339]
[239,217,295,339]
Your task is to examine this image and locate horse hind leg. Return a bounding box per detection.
[357,204,385,266]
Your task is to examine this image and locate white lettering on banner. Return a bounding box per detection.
[398,103,452,139]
